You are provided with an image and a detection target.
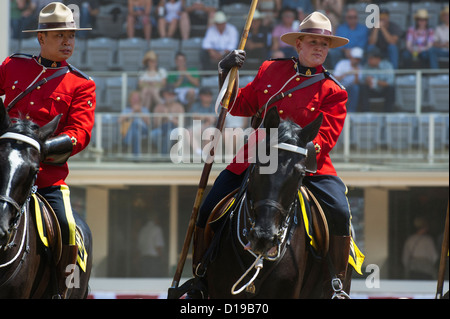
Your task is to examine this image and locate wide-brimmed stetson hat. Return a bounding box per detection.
[23,2,92,33]
[280,11,349,49]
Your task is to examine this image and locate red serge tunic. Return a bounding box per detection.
[226,58,347,176]
[0,54,96,188]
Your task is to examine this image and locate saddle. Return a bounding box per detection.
[203,186,364,274]
[31,193,62,264]
[30,193,88,272]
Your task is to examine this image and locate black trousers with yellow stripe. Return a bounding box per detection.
[37,185,76,246]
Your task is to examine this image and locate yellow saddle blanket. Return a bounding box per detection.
[298,188,365,275]
[31,194,88,272]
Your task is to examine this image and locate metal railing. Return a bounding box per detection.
[91,68,449,114]
[73,112,449,165]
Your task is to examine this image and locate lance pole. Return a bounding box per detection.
[169,0,259,297]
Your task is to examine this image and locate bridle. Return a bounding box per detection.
[0,132,40,266]
[230,141,308,294]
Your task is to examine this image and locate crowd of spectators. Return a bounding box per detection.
[9,0,449,156]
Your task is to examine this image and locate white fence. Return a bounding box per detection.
[73,112,449,165]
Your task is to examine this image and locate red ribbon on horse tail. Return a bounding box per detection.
[168,0,260,298]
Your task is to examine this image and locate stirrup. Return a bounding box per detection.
[331,278,350,299]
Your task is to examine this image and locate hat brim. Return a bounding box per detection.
[280,32,349,49]
[23,27,92,33]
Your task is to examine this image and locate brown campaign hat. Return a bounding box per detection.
[280,11,349,49]
[23,2,92,33]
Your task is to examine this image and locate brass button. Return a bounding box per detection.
[37,86,41,90]
[288,93,293,98]
[264,89,269,94]
[12,85,15,90]
[279,110,284,114]
[311,107,315,112]
[30,101,34,105]
[56,97,61,101]
[296,78,300,81]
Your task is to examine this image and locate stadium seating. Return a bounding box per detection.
[418,114,448,150]
[427,74,449,112]
[180,37,203,69]
[149,38,180,70]
[85,37,117,71]
[117,38,148,72]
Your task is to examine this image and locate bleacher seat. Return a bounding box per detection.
[345,3,370,27]
[67,39,86,69]
[380,2,410,31]
[19,37,40,56]
[427,74,449,112]
[9,39,20,55]
[117,38,148,72]
[105,76,139,112]
[394,75,427,112]
[222,3,250,32]
[96,3,127,39]
[92,76,107,111]
[149,38,180,70]
[385,114,416,150]
[85,37,117,71]
[180,37,203,69]
[418,114,447,150]
[351,114,383,151]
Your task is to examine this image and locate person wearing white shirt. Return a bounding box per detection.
[334,47,363,112]
[201,11,239,70]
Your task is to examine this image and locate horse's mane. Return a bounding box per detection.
[276,119,302,146]
[6,117,43,147]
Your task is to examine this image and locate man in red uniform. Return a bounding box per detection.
[194,12,351,298]
[0,2,95,298]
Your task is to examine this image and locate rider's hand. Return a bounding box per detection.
[219,50,246,73]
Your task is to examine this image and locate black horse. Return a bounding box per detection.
[202,107,350,298]
[0,101,92,298]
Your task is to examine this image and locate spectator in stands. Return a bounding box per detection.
[258,0,282,27]
[167,52,200,110]
[271,7,298,58]
[64,0,100,39]
[359,47,395,112]
[367,8,403,69]
[179,0,218,39]
[120,91,150,158]
[245,10,271,67]
[201,11,239,70]
[139,50,168,111]
[429,6,449,69]
[151,86,185,154]
[127,0,153,41]
[314,0,344,34]
[334,47,363,112]
[158,0,184,39]
[282,0,314,26]
[10,0,30,39]
[282,0,314,17]
[189,87,216,156]
[327,8,369,69]
[402,9,434,69]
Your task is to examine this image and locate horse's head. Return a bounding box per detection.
[245,107,322,258]
[0,101,60,245]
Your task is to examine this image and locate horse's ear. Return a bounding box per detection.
[299,113,323,144]
[38,114,62,141]
[263,107,280,130]
[0,99,11,132]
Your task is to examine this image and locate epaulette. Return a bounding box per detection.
[10,53,34,59]
[324,70,346,90]
[68,63,92,81]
